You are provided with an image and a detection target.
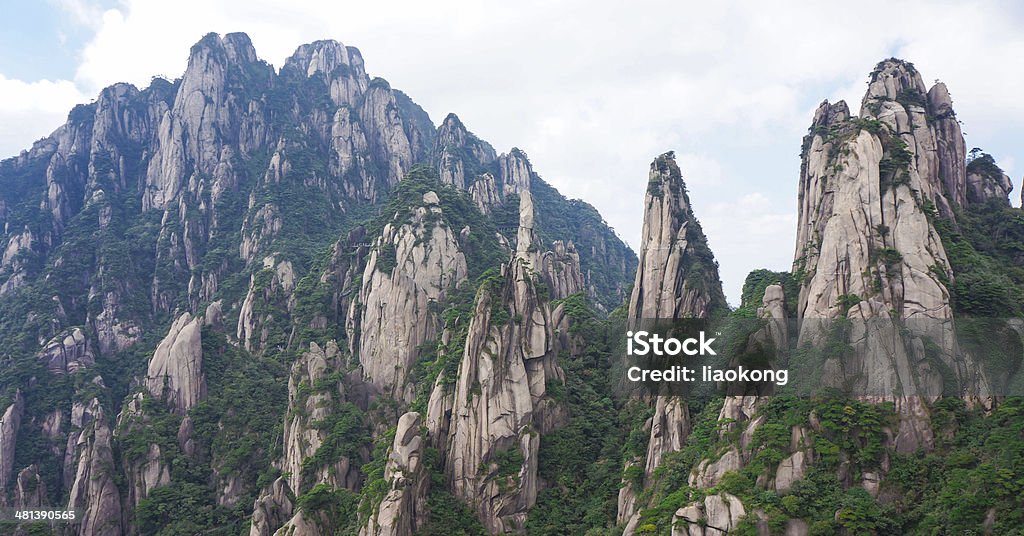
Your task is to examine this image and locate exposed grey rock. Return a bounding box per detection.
[672,493,746,536]
[237,256,296,353]
[66,396,123,536]
[619,152,726,524]
[144,33,270,210]
[286,40,370,107]
[205,299,224,329]
[37,327,94,374]
[240,203,283,264]
[145,312,206,415]
[775,450,810,493]
[14,464,47,508]
[434,113,496,189]
[283,342,359,494]
[515,191,585,300]
[250,341,360,536]
[351,192,467,401]
[0,391,24,506]
[465,148,534,213]
[689,447,741,489]
[360,412,428,536]
[629,152,725,319]
[645,397,691,478]
[443,208,573,532]
[249,477,293,536]
[116,392,172,510]
[0,227,32,296]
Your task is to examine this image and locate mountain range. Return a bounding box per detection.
[0,32,1022,536]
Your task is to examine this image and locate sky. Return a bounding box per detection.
[2,0,1023,305]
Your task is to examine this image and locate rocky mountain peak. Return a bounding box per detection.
[188,32,260,71]
[861,58,928,114]
[433,113,497,189]
[285,39,367,81]
[628,151,725,320]
[810,99,849,130]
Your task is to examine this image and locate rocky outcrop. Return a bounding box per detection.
[237,255,296,353]
[37,327,94,374]
[645,397,691,478]
[467,149,534,213]
[515,190,585,300]
[284,341,360,494]
[360,412,428,536]
[144,33,271,211]
[689,447,742,489]
[351,192,467,401]
[249,478,293,536]
[0,391,24,506]
[116,392,172,510]
[434,113,497,189]
[66,395,122,536]
[859,60,964,218]
[145,312,206,415]
[286,40,370,107]
[0,228,33,295]
[619,152,727,529]
[249,341,361,536]
[795,59,995,452]
[629,152,726,320]
[440,194,573,532]
[14,464,47,508]
[965,151,1013,205]
[672,493,746,536]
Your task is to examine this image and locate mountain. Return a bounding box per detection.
[1,33,1023,536]
[0,32,636,535]
[616,58,1024,536]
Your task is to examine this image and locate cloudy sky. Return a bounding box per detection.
[2,1,1023,304]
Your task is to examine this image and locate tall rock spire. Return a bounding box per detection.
[794,59,991,452]
[618,152,726,531]
[629,152,726,320]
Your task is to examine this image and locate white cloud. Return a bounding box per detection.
[2,0,1022,304]
[0,75,88,156]
[702,193,797,306]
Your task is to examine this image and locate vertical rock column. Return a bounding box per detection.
[619,152,727,530]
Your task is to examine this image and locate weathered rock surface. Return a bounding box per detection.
[0,391,24,506]
[66,395,123,536]
[434,113,497,189]
[672,493,746,536]
[629,152,726,320]
[14,464,47,508]
[249,477,293,536]
[440,194,574,532]
[115,392,172,510]
[237,256,297,353]
[249,341,361,536]
[351,192,467,401]
[145,312,206,414]
[795,59,994,452]
[360,412,428,536]
[689,447,742,489]
[37,327,94,374]
[619,152,726,529]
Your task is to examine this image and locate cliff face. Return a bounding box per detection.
[350,191,468,402]
[618,152,727,530]
[431,192,578,533]
[0,30,638,536]
[629,152,727,320]
[794,59,996,453]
